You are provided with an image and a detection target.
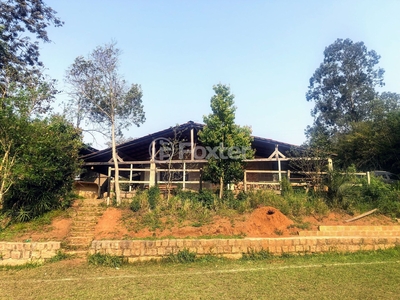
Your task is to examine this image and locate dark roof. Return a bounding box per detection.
[79,145,99,156]
[81,120,298,163]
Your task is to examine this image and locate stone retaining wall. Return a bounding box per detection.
[90,237,400,262]
[0,241,60,261]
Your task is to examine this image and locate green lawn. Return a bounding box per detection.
[1,249,399,299]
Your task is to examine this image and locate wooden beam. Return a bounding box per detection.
[345,208,378,223]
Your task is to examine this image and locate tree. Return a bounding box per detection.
[2,114,82,221]
[336,111,400,173]
[306,38,385,140]
[0,0,63,90]
[198,84,254,199]
[0,97,23,208]
[65,42,145,204]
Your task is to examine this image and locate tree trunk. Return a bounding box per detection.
[111,121,121,205]
[219,176,224,199]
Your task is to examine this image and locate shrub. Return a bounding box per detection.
[241,248,273,261]
[130,189,148,212]
[87,253,123,268]
[2,116,82,221]
[148,186,160,210]
[130,197,141,212]
[175,189,198,202]
[48,251,70,263]
[280,176,293,196]
[198,189,216,208]
[165,249,196,263]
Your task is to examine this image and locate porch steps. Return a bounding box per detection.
[298,225,400,237]
[64,199,105,257]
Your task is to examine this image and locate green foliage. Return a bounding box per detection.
[280,176,293,196]
[2,115,82,221]
[48,251,71,263]
[241,248,273,261]
[0,209,69,240]
[0,0,62,105]
[130,197,141,212]
[197,189,216,208]
[320,169,400,217]
[87,253,123,268]
[360,175,400,218]
[246,189,290,215]
[130,190,148,212]
[306,38,384,137]
[164,249,196,263]
[148,186,160,210]
[336,111,400,174]
[65,42,146,204]
[325,168,361,210]
[198,84,254,198]
[141,211,162,231]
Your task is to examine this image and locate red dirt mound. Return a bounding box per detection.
[236,206,294,237]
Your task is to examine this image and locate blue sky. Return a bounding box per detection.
[39,0,400,149]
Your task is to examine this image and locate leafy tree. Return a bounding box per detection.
[0,97,25,208]
[65,42,145,204]
[306,38,385,141]
[198,84,254,199]
[2,114,82,221]
[0,0,63,84]
[369,92,400,121]
[336,111,400,173]
[0,0,62,109]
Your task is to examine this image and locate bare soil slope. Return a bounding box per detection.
[2,204,397,242]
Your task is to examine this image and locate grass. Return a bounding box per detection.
[0,247,399,299]
[0,209,71,241]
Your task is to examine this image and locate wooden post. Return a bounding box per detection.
[183,161,186,190]
[129,164,133,192]
[97,172,101,199]
[276,145,282,183]
[190,128,194,161]
[367,171,371,185]
[244,170,247,192]
[328,158,333,171]
[149,141,156,187]
[199,168,203,192]
[107,166,111,206]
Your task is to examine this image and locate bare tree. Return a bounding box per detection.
[65,42,145,204]
[288,146,331,191]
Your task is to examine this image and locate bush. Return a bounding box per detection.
[241,248,273,261]
[164,249,196,263]
[198,189,216,208]
[175,189,198,202]
[280,176,293,196]
[148,186,160,210]
[130,189,148,212]
[130,197,141,212]
[87,253,123,268]
[2,116,82,221]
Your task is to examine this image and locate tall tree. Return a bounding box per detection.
[306,38,385,140]
[198,84,254,199]
[0,0,62,108]
[65,42,145,204]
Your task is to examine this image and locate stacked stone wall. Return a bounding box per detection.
[90,237,400,262]
[0,242,60,261]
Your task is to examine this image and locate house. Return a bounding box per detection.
[79,121,304,198]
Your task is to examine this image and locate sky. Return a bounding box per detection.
[38,0,400,149]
